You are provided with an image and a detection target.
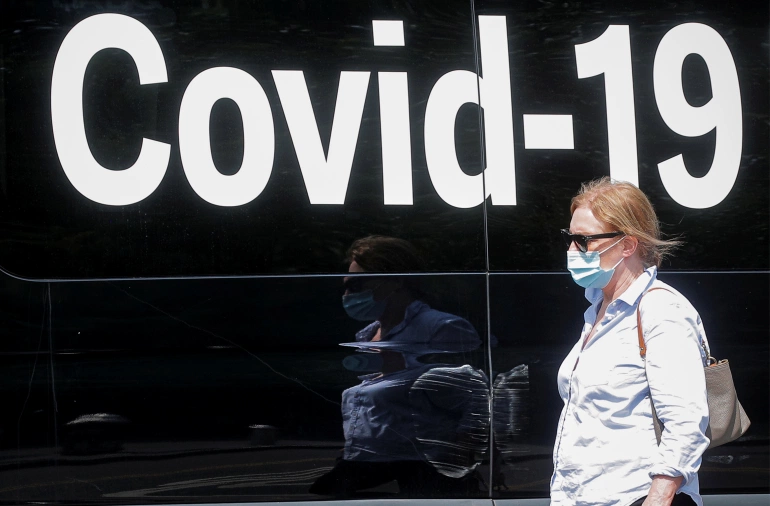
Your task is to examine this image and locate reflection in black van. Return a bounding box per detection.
[311,236,489,496]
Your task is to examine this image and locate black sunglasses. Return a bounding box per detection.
[560,229,624,253]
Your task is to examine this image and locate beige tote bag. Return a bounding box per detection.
[637,288,750,449]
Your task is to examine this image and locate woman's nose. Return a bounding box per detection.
[567,240,579,252]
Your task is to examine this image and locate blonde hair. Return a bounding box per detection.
[570,177,681,268]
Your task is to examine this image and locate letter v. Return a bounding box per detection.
[273,70,370,204]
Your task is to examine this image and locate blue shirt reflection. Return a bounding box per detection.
[340,300,482,463]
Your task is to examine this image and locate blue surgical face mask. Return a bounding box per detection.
[342,353,384,372]
[342,289,387,321]
[567,237,625,289]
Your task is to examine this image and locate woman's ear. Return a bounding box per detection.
[622,235,639,257]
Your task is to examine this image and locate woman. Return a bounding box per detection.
[310,235,485,497]
[551,178,710,506]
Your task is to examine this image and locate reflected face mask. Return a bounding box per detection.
[566,237,625,289]
[342,353,384,372]
[342,290,387,321]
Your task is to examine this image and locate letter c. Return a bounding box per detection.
[51,14,170,206]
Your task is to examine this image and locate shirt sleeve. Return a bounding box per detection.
[640,290,710,488]
[430,315,482,352]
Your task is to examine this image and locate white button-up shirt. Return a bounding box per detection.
[551,267,710,506]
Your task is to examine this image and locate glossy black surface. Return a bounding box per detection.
[476,0,770,271]
[1,1,768,277]
[0,0,485,278]
[0,276,55,495]
[0,0,767,504]
[0,274,491,503]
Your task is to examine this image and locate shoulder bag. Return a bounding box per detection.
[637,287,750,449]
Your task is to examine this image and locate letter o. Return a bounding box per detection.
[179,67,275,207]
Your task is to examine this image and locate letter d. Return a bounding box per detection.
[424,16,515,208]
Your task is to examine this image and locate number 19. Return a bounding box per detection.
[575,23,742,209]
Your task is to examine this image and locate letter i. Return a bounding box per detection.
[373,20,413,205]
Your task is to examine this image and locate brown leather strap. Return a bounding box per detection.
[637,286,674,445]
[636,287,674,359]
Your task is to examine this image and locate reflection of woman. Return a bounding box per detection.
[552,179,709,506]
[310,236,483,497]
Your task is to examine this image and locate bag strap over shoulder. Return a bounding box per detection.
[637,286,716,364]
[636,287,672,359]
[636,286,674,445]
[637,286,748,448]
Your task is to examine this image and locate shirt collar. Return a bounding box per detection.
[584,266,658,307]
[355,300,427,341]
[382,300,426,339]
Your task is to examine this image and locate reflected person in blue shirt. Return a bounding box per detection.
[310,236,488,497]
